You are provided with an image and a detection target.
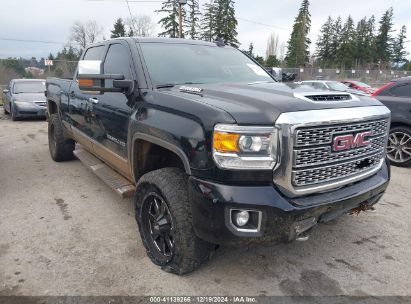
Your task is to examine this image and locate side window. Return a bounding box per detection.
[390,84,411,97]
[83,46,104,60]
[103,44,131,78]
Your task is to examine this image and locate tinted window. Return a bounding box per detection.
[83,46,104,60]
[390,84,411,97]
[139,43,273,85]
[104,44,131,77]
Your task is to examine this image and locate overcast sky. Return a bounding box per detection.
[0,0,410,59]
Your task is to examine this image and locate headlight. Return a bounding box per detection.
[212,124,279,170]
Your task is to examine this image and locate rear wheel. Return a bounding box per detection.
[3,104,9,114]
[134,168,214,275]
[48,114,75,161]
[387,126,411,167]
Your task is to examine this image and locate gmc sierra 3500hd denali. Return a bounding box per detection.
[46,38,391,274]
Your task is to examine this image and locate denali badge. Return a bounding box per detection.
[332,131,373,152]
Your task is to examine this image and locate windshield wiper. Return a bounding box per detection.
[156,82,204,89]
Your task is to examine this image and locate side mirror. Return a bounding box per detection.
[3,89,9,94]
[77,60,133,93]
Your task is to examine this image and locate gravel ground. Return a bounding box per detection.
[0,108,410,297]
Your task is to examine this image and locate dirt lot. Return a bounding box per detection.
[0,108,410,297]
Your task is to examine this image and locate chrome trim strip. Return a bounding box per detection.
[273,106,391,197]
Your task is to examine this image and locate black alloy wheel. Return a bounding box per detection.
[143,192,175,261]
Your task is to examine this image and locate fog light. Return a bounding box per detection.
[235,211,250,227]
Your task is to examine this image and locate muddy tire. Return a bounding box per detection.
[48,113,75,162]
[134,168,214,275]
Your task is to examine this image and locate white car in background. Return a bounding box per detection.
[299,80,370,96]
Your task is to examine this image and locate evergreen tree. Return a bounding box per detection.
[265,55,280,67]
[212,0,239,47]
[337,15,356,68]
[247,42,254,57]
[111,18,126,38]
[157,0,184,38]
[355,17,369,68]
[285,0,311,67]
[316,16,334,67]
[365,16,377,67]
[329,16,342,66]
[200,1,217,41]
[375,7,394,67]
[184,0,201,39]
[392,25,408,67]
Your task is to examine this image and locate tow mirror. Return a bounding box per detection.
[3,89,9,94]
[77,60,133,93]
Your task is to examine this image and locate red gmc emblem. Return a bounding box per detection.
[332,131,373,152]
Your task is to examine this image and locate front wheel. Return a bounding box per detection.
[10,104,18,121]
[134,168,214,275]
[387,126,411,167]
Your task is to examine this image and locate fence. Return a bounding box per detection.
[281,68,410,88]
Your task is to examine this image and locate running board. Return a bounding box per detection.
[73,148,135,198]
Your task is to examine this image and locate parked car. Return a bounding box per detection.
[341,80,376,95]
[299,80,369,96]
[372,77,411,167]
[46,37,390,274]
[2,79,47,120]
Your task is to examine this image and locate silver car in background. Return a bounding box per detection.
[3,79,47,121]
[299,80,370,96]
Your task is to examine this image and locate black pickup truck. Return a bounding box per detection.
[46,37,391,274]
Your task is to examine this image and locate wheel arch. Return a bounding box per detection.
[131,133,191,182]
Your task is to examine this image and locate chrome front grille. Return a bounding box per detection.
[292,118,389,187]
[296,119,389,147]
[294,135,386,167]
[272,106,391,197]
[293,153,383,186]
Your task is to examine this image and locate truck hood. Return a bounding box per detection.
[163,82,383,124]
[12,93,46,102]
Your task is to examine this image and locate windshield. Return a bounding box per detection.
[13,81,45,94]
[139,43,273,86]
[351,81,371,88]
[326,82,349,91]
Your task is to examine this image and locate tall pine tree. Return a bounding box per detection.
[285,0,311,67]
[200,1,216,41]
[110,18,126,38]
[316,16,334,67]
[157,0,184,38]
[212,0,239,47]
[184,0,201,39]
[375,7,394,67]
[337,16,356,68]
[392,25,408,67]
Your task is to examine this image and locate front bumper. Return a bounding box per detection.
[189,160,390,245]
[13,103,46,118]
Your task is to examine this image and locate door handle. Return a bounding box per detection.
[89,97,99,104]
